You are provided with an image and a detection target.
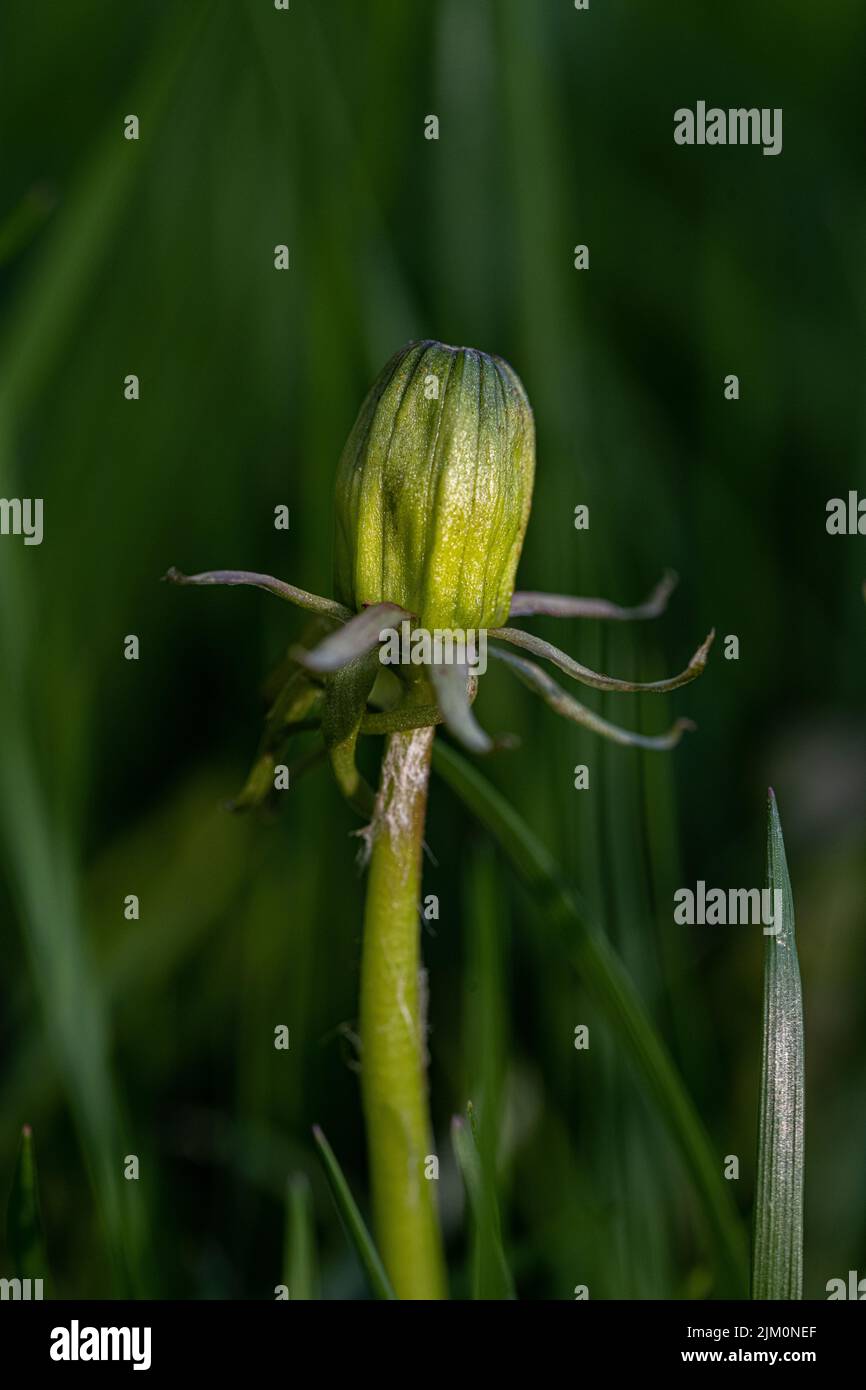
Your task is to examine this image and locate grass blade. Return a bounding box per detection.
[432,739,749,1295]
[752,790,805,1299]
[451,1104,516,1300]
[6,1125,50,1290]
[312,1126,396,1300]
[282,1174,318,1301]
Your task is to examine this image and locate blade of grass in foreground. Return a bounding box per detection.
[452,1104,516,1300]
[312,1126,396,1300]
[433,740,749,1295]
[752,790,805,1299]
[282,1174,318,1301]
[6,1125,50,1291]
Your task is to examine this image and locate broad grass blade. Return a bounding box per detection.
[752,790,805,1300]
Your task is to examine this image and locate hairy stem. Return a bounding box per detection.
[359,722,447,1299]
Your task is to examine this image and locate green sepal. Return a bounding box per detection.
[321,649,380,817]
[231,624,328,812]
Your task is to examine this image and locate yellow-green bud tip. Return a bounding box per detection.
[334,340,535,631]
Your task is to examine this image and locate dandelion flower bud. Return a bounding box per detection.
[334,339,535,631]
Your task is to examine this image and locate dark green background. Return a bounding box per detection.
[1,0,864,1298]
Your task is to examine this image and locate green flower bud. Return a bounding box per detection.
[334,340,535,631]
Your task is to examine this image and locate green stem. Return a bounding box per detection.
[359,723,447,1299]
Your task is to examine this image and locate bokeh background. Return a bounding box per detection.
[1,0,865,1299]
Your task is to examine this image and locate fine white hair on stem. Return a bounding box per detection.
[355,725,435,870]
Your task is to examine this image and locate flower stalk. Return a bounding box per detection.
[166,337,715,1299]
[358,708,447,1299]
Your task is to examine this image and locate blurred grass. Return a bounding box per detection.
[0,0,864,1298]
[434,739,748,1295]
[283,1173,317,1301]
[451,1103,515,1300]
[6,1125,50,1290]
[458,850,513,1298]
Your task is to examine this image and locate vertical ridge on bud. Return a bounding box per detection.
[334,340,535,631]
